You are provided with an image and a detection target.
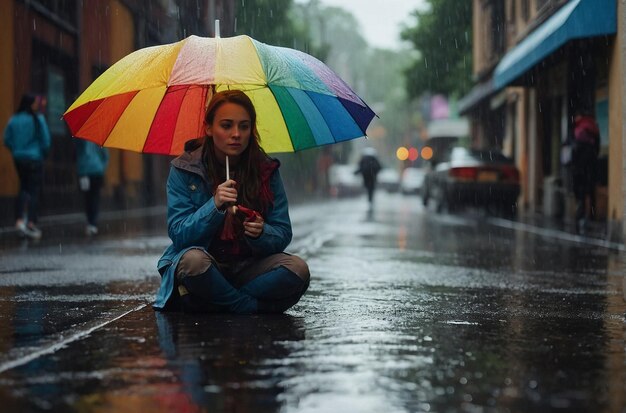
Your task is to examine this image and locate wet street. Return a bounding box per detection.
[0,194,625,412]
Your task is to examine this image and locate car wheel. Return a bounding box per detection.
[447,196,458,213]
[422,187,429,206]
[486,200,516,218]
[500,201,517,218]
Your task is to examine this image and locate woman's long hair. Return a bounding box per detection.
[202,90,271,211]
[16,94,40,137]
[17,94,36,114]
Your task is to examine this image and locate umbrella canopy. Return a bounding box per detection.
[63,35,376,155]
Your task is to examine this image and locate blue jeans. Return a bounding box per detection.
[14,159,43,224]
[175,249,310,314]
[81,175,104,226]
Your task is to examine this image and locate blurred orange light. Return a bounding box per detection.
[421,146,433,160]
[396,146,409,161]
[408,147,419,161]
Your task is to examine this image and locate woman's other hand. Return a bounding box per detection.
[214,179,237,210]
[243,214,264,239]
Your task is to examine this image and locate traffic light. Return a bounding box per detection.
[396,146,409,161]
[397,146,420,162]
[421,146,433,160]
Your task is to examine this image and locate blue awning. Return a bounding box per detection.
[458,78,494,114]
[494,0,616,90]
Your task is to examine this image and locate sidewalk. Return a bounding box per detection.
[488,211,624,251]
[0,201,622,251]
[0,205,168,246]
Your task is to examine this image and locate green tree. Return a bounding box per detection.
[401,0,472,99]
[235,0,309,49]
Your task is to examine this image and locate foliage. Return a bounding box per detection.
[291,1,420,164]
[401,0,473,99]
[235,0,310,50]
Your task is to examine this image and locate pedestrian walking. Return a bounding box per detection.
[355,147,382,208]
[153,90,310,314]
[572,110,600,234]
[3,94,51,239]
[75,139,109,236]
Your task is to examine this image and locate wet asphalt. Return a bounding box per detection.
[0,194,624,413]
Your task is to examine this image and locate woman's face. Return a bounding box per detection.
[206,102,252,163]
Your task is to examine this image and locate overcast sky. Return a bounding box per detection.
[295,0,427,50]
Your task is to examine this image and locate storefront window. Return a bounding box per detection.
[25,0,77,27]
[47,68,66,136]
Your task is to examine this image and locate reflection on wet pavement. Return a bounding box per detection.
[0,195,624,412]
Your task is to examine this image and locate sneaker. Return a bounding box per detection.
[85,225,98,236]
[23,224,42,240]
[15,221,27,238]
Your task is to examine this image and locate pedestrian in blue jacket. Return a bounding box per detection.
[3,94,51,239]
[154,90,310,314]
[75,139,109,236]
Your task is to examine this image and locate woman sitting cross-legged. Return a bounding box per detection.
[153,90,310,314]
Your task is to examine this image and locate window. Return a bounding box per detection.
[47,68,66,136]
[23,0,78,28]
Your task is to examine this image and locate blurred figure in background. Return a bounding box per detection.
[572,110,600,234]
[355,147,381,209]
[3,94,51,239]
[75,139,109,236]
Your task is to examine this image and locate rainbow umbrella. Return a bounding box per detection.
[63,35,376,155]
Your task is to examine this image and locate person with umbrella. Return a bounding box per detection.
[153,90,310,314]
[62,33,376,313]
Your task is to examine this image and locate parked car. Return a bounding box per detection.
[400,167,426,195]
[328,164,363,197]
[377,168,401,193]
[422,147,520,215]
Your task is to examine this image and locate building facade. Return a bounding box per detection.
[460,0,623,240]
[0,0,235,225]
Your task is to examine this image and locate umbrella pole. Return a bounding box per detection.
[216,18,225,182]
